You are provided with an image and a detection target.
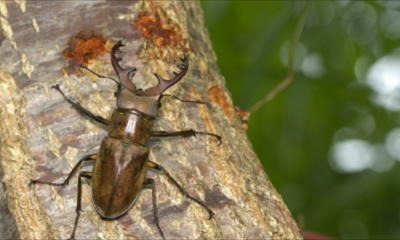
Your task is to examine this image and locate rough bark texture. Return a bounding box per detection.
[0,1,302,239]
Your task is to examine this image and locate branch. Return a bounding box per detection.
[249,3,310,114]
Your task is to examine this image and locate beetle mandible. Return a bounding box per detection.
[31,40,221,240]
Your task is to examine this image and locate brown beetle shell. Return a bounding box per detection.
[92,137,149,219]
[91,109,154,219]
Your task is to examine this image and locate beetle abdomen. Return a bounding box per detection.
[91,137,148,219]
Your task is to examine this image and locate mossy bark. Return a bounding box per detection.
[0,1,301,239]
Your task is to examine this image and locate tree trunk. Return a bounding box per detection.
[0,1,302,239]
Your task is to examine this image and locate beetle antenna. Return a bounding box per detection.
[80,64,142,96]
[80,64,120,85]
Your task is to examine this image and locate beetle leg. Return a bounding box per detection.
[146,161,214,220]
[159,94,211,108]
[150,130,222,145]
[69,171,92,240]
[30,154,96,187]
[143,178,166,240]
[52,85,110,126]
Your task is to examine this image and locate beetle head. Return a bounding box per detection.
[111,41,188,116]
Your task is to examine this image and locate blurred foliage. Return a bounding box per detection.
[201,0,400,239]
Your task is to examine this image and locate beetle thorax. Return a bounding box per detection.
[116,88,159,116]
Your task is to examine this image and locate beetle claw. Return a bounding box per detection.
[29,179,36,186]
[51,84,61,91]
[111,41,137,91]
[144,56,189,95]
[207,210,215,220]
[177,63,186,69]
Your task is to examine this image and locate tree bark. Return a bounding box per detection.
[0,1,301,239]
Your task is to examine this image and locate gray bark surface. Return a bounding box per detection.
[0,1,301,239]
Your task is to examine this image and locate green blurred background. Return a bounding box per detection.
[201,1,400,239]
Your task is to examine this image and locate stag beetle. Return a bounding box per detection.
[31,40,220,240]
